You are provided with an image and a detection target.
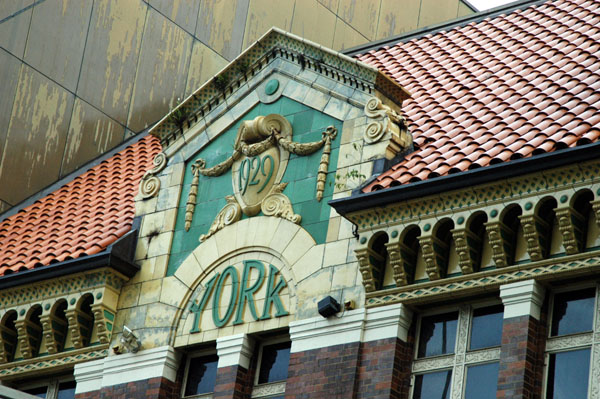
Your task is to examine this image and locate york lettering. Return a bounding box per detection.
[189,260,288,333]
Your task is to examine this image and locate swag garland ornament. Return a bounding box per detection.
[184,114,337,241]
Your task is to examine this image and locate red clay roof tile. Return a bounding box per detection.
[360,0,600,192]
[0,135,161,276]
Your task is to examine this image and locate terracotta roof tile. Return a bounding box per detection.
[0,135,161,276]
[359,0,600,192]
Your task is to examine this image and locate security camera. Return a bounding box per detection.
[120,326,141,353]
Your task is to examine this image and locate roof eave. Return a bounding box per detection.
[329,143,600,218]
[0,228,140,289]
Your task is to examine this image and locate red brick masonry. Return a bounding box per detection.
[74,376,179,399]
[213,364,253,399]
[286,338,412,399]
[496,315,544,399]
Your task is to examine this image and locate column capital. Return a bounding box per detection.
[500,279,545,320]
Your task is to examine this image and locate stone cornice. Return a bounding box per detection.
[149,28,410,146]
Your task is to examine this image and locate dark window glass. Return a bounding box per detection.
[470,305,503,350]
[464,362,499,399]
[23,386,47,398]
[551,288,595,336]
[547,349,590,399]
[184,354,219,396]
[418,312,458,358]
[57,381,76,399]
[258,341,291,384]
[413,370,452,399]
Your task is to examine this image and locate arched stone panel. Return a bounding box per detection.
[169,215,317,347]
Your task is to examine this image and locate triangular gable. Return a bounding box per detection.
[131,28,412,343]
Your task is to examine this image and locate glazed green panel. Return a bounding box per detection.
[167,96,341,275]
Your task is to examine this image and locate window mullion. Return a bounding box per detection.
[46,381,58,399]
[413,354,455,373]
[589,285,600,399]
[450,306,470,399]
[464,347,501,364]
[546,333,593,352]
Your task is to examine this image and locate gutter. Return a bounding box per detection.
[0,227,140,290]
[329,142,600,218]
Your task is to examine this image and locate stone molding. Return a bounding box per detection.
[73,346,181,394]
[290,309,365,353]
[499,279,545,320]
[362,303,413,343]
[216,333,255,369]
[289,303,413,353]
[150,28,409,144]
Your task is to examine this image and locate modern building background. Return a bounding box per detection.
[0,0,473,213]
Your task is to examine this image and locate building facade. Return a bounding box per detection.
[0,0,599,398]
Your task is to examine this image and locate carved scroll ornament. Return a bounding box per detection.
[364,97,412,160]
[139,152,167,199]
[261,183,301,224]
[200,196,243,242]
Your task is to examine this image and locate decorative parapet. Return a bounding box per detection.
[65,306,93,349]
[363,97,412,160]
[91,304,115,345]
[519,214,550,261]
[451,228,482,275]
[385,241,414,287]
[485,220,516,268]
[0,268,124,377]
[365,250,600,308]
[592,200,600,229]
[15,317,42,359]
[0,319,17,363]
[355,247,382,293]
[418,234,448,281]
[555,206,586,254]
[40,311,68,355]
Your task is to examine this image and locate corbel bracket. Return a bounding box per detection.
[451,228,482,274]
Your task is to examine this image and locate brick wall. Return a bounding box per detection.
[496,315,542,399]
[285,342,361,399]
[213,364,254,399]
[355,337,413,399]
[74,376,180,399]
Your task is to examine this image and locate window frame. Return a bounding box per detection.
[542,283,600,399]
[181,349,219,399]
[252,335,290,399]
[14,375,75,399]
[411,300,503,399]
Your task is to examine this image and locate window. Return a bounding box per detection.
[412,303,503,399]
[15,377,75,399]
[544,286,598,399]
[182,353,218,398]
[253,338,291,399]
